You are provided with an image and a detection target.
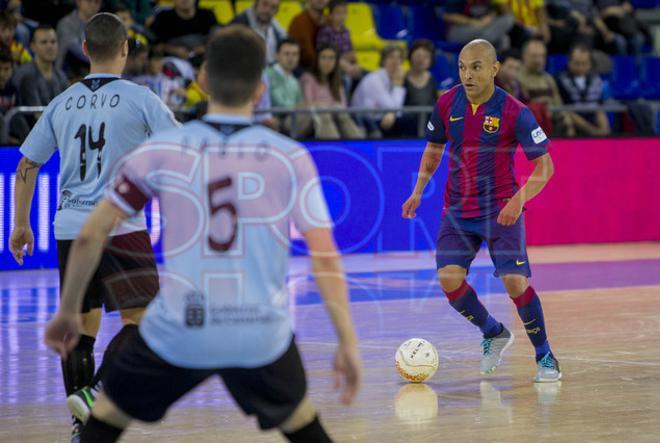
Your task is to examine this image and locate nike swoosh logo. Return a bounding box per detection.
[449,116,464,122]
[523,319,536,326]
[516,260,527,265]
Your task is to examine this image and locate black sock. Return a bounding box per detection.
[90,324,138,390]
[62,334,96,396]
[283,416,332,443]
[80,415,124,443]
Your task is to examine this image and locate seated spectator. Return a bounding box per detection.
[404,39,438,107]
[493,0,550,49]
[123,39,148,80]
[3,0,37,49]
[15,25,67,105]
[254,71,280,130]
[232,0,287,65]
[115,3,151,48]
[518,37,574,136]
[556,43,610,136]
[107,0,153,26]
[56,0,102,70]
[288,0,328,70]
[545,0,596,53]
[149,0,218,62]
[0,46,27,144]
[301,44,364,139]
[0,10,31,65]
[351,45,415,138]
[444,0,515,51]
[316,0,361,82]
[495,48,526,100]
[595,0,646,57]
[266,38,313,137]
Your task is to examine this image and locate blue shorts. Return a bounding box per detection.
[435,213,531,278]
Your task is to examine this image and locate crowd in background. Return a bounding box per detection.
[0,0,656,143]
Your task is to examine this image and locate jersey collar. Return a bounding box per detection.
[203,113,253,125]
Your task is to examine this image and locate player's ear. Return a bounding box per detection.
[121,39,129,58]
[198,61,209,94]
[253,80,266,106]
[493,61,501,78]
[82,40,89,58]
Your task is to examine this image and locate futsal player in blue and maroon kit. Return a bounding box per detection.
[402,39,561,382]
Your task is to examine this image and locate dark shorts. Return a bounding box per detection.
[57,230,159,313]
[103,328,307,429]
[435,213,531,277]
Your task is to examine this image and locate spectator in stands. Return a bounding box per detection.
[288,0,328,70]
[595,0,646,57]
[403,39,438,107]
[107,0,153,25]
[495,48,526,100]
[493,0,550,49]
[254,71,280,130]
[556,43,610,135]
[545,0,596,53]
[56,0,102,69]
[316,0,361,82]
[266,38,313,137]
[301,44,364,139]
[15,25,67,106]
[444,0,515,51]
[149,0,218,61]
[115,3,151,47]
[231,0,287,65]
[122,39,148,80]
[351,45,415,138]
[0,10,32,66]
[518,37,574,135]
[0,46,23,144]
[3,0,35,48]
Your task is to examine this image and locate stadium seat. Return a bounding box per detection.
[372,4,408,41]
[235,0,252,14]
[640,56,660,99]
[610,56,641,100]
[432,52,458,90]
[275,1,303,30]
[546,55,568,76]
[408,6,462,52]
[355,50,380,71]
[199,0,234,24]
[346,3,389,50]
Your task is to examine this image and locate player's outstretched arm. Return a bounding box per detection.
[303,228,362,405]
[497,153,555,226]
[9,156,42,265]
[402,142,445,219]
[44,199,128,357]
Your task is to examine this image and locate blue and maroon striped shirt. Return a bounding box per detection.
[425,85,550,219]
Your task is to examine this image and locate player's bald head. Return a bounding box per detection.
[460,39,497,65]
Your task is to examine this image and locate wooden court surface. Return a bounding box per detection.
[1,243,659,442]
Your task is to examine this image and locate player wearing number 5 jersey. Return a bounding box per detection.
[9,13,179,442]
[44,26,361,443]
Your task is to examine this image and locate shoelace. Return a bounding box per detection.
[539,353,556,369]
[481,338,493,355]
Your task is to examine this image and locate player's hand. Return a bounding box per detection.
[333,344,362,405]
[497,198,523,226]
[44,312,82,358]
[9,225,34,265]
[402,194,421,219]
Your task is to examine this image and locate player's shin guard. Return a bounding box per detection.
[512,286,552,360]
[90,324,138,390]
[444,281,502,338]
[62,334,96,396]
[79,415,124,443]
[282,416,332,443]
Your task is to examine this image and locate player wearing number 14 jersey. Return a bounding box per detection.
[9,13,179,442]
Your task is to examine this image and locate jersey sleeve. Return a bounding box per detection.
[515,106,550,160]
[424,97,447,145]
[19,104,58,164]
[106,145,158,216]
[141,87,181,135]
[291,149,333,234]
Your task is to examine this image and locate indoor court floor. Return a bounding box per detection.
[1,242,660,442]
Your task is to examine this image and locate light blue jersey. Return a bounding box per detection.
[107,114,332,368]
[20,73,180,240]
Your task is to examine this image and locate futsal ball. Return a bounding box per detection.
[395,338,439,383]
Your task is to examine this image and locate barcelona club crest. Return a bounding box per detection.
[483,116,500,133]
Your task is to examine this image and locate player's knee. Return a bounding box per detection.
[119,307,145,325]
[80,309,102,337]
[438,267,466,293]
[279,396,316,434]
[501,274,528,298]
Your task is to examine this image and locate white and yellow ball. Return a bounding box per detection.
[395,338,439,383]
